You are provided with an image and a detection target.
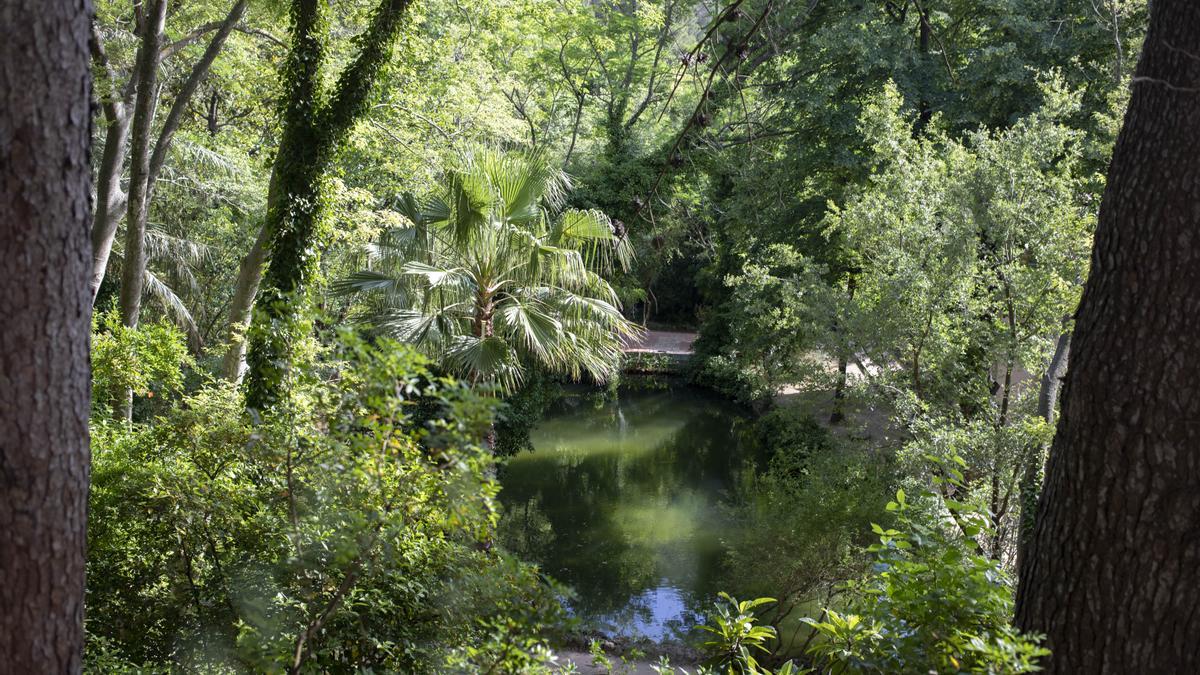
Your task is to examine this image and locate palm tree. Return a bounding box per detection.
[337,148,640,393]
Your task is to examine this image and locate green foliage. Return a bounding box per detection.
[494,368,564,456]
[82,1,1149,672]
[622,351,681,377]
[724,413,892,656]
[698,593,785,674]
[801,489,1048,674]
[91,310,194,417]
[86,333,564,672]
[827,77,1091,415]
[694,244,834,404]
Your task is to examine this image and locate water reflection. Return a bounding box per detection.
[498,384,760,641]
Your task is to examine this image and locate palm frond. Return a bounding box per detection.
[143,268,198,335]
[446,335,523,394]
[331,270,404,296]
[494,295,563,360]
[170,138,247,178]
[145,227,210,265]
[340,146,638,392]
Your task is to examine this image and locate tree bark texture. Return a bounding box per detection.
[1016,327,1070,581]
[117,0,167,329]
[0,0,94,671]
[221,220,269,381]
[88,38,132,302]
[1015,3,1200,671]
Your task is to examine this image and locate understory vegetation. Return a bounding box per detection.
[75,0,1149,671]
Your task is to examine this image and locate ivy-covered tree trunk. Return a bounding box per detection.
[1015,2,1200,670]
[243,0,412,410]
[0,0,93,669]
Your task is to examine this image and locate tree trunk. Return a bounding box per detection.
[89,106,130,302]
[0,0,93,670]
[145,0,248,198]
[222,220,270,381]
[1016,327,1070,578]
[243,0,413,410]
[1015,3,1200,670]
[830,273,856,424]
[117,0,167,330]
[88,20,136,303]
[89,1,247,301]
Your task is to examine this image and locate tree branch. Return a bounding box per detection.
[319,0,413,143]
[147,0,248,195]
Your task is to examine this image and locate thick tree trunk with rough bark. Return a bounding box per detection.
[1015,3,1200,671]
[0,0,94,670]
[1016,327,1070,578]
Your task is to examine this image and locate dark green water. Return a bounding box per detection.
[497,384,762,641]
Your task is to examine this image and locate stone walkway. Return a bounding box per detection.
[622,330,697,355]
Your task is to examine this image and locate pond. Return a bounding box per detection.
[497,382,763,642]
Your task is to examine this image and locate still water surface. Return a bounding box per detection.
[498,384,762,641]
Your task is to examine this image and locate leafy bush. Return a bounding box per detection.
[698,594,795,674]
[801,489,1048,674]
[86,333,565,672]
[91,309,194,417]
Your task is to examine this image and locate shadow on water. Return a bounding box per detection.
[497,382,764,642]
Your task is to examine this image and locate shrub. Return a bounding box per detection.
[86,333,564,672]
[90,309,194,418]
[801,488,1048,674]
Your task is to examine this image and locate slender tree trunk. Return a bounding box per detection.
[145,0,247,197]
[117,0,167,330]
[87,20,138,303]
[222,220,270,381]
[0,0,93,670]
[90,1,245,303]
[830,273,856,424]
[915,3,933,132]
[1015,4,1200,670]
[89,108,130,301]
[115,0,167,420]
[1016,327,1070,577]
